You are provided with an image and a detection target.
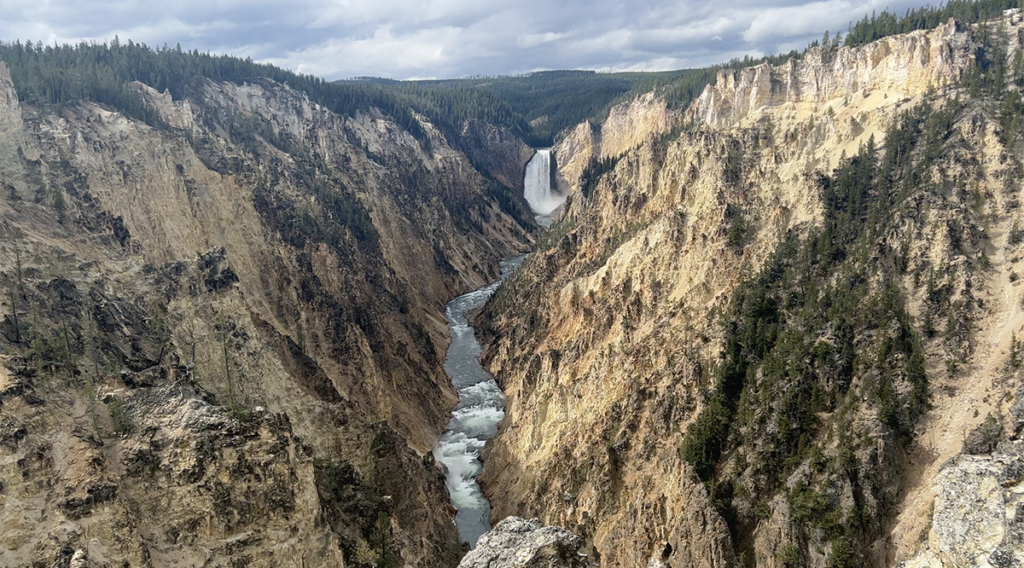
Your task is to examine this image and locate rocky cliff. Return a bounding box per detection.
[0,60,532,567]
[685,20,972,129]
[459,119,537,194]
[552,92,676,196]
[480,15,1024,568]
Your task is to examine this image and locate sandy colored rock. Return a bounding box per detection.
[481,14,1024,568]
[457,517,589,568]
[903,444,1024,568]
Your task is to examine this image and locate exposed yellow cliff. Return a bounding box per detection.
[481,16,1024,568]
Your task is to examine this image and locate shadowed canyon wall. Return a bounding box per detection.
[0,61,534,567]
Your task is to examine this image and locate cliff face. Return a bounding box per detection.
[686,19,972,129]
[480,17,1024,568]
[459,119,537,193]
[552,92,676,196]
[552,18,972,198]
[0,62,531,567]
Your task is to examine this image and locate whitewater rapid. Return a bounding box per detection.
[524,148,564,226]
[432,255,526,547]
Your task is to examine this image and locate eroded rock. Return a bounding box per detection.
[904,443,1024,568]
[458,517,589,568]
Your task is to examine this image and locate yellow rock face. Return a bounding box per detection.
[481,16,1024,568]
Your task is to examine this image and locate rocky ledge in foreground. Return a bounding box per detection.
[458,517,590,568]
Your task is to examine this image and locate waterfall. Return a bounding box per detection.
[523,149,564,226]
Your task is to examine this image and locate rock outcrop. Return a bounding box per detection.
[900,379,1024,568]
[910,449,1024,568]
[686,19,973,129]
[457,517,589,568]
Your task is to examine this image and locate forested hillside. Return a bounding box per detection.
[0,40,429,133]
[393,71,679,146]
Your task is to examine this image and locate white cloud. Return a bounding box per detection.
[0,0,937,79]
[517,32,568,48]
[742,0,917,43]
[269,25,465,77]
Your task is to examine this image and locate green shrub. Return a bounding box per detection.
[828,536,855,568]
[106,399,133,435]
[777,543,800,566]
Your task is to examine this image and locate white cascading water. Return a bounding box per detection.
[523,148,564,226]
[432,150,560,547]
[433,255,526,548]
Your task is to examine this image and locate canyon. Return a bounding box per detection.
[3,7,1024,568]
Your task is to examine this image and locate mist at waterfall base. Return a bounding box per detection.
[433,255,526,548]
[524,148,565,226]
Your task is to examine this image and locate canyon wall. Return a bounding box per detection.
[481,17,1024,567]
[552,92,676,196]
[0,62,532,567]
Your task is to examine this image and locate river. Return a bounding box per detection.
[433,148,559,547]
[432,255,526,547]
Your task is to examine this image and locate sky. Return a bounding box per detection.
[0,0,934,80]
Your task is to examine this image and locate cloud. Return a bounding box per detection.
[517,32,568,49]
[742,0,904,43]
[0,0,934,79]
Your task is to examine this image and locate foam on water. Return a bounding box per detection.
[433,255,527,548]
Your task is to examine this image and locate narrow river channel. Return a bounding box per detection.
[432,255,526,547]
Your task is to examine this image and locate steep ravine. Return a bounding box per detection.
[434,145,564,548]
[434,255,526,548]
[479,16,1024,568]
[0,61,535,567]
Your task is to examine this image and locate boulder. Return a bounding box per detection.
[458,517,589,568]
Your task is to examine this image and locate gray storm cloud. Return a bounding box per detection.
[0,0,929,79]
